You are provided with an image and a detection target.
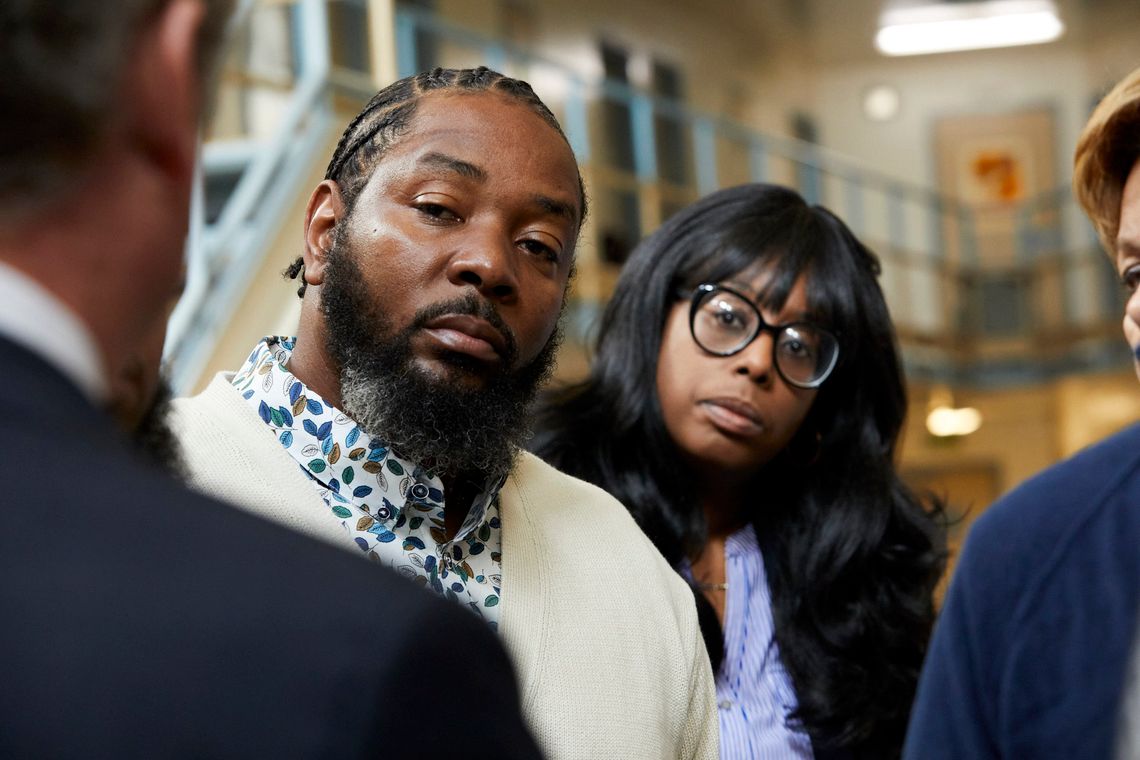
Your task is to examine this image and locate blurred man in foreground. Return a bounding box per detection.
[0,3,540,756]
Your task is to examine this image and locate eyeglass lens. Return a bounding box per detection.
[691,288,837,386]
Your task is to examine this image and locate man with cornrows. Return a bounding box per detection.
[0,5,541,756]
[171,67,718,759]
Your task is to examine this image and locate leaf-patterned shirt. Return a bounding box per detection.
[232,337,504,627]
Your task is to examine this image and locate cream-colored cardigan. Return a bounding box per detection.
[171,374,718,760]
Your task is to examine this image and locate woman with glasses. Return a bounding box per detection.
[531,183,945,759]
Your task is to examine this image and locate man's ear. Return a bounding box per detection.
[302,180,345,286]
[124,0,206,190]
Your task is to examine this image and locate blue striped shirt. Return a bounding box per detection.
[708,525,814,759]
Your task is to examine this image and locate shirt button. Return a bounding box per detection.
[411,483,429,499]
[718,700,733,710]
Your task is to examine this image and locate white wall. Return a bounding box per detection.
[812,44,1091,191]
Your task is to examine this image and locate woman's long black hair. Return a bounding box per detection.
[530,183,946,757]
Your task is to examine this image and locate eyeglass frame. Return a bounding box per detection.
[680,282,840,389]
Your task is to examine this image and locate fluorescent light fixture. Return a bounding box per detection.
[876,0,1064,57]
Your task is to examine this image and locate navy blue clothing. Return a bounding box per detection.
[0,336,541,759]
[904,423,1140,759]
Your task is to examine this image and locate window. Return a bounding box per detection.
[652,59,690,187]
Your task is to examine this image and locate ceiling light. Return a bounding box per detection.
[925,385,983,438]
[863,84,901,121]
[926,405,983,437]
[876,0,1064,57]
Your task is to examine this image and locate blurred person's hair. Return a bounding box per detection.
[0,0,235,217]
[1074,66,1140,252]
[284,66,588,297]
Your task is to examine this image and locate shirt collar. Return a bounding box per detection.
[724,523,759,559]
[232,336,504,543]
[0,261,108,403]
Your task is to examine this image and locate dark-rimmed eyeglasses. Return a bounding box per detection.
[683,283,839,389]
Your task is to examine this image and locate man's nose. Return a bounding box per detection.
[445,225,519,303]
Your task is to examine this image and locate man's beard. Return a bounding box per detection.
[319,236,562,482]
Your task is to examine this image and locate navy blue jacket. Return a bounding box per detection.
[0,336,541,758]
[904,422,1140,758]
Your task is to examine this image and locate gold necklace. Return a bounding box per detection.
[696,581,728,592]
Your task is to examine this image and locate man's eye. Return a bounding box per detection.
[520,239,560,263]
[415,203,459,222]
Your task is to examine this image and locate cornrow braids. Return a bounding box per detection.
[285,66,587,297]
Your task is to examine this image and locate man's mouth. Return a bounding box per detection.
[421,314,509,363]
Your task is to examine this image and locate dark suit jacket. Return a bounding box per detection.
[0,336,541,758]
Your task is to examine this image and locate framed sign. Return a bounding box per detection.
[934,108,1057,267]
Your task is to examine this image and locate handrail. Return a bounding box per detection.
[166,0,332,393]
[393,4,1128,385]
[166,2,1130,392]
